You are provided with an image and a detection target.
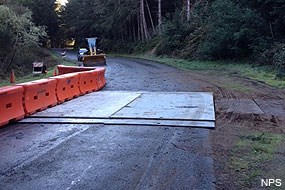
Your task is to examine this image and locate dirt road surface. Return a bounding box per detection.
[1,53,284,189]
[0,56,215,190]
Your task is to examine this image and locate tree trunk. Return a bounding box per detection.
[269,21,275,40]
[3,32,19,69]
[121,29,124,41]
[132,16,136,41]
[158,0,162,33]
[140,0,149,40]
[186,0,190,21]
[137,14,141,41]
[145,0,155,35]
[139,5,144,40]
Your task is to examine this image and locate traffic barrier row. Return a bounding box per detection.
[78,70,99,94]
[78,67,107,94]
[0,86,25,127]
[0,67,106,128]
[57,65,95,75]
[18,79,57,115]
[51,73,81,103]
[97,67,107,90]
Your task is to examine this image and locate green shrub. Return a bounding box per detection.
[272,44,285,79]
[198,0,265,60]
[0,4,47,78]
[156,10,191,56]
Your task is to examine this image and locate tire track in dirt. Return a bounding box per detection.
[187,70,285,133]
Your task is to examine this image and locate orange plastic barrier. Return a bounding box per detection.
[18,79,57,115]
[78,70,99,94]
[96,67,107,90]
[0,86,25,127]
[51,73,80,103]
[57,65,95,75]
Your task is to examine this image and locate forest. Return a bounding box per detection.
[0,0,285,78]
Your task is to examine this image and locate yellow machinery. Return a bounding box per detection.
[82,37,106,66]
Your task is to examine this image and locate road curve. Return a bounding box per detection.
[0,55,215,190]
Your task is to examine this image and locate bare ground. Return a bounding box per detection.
[190,70,285,189]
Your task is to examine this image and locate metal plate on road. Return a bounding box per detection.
[21,91,215,129]
[19,118,215,128]
[34,91,141,117]
[112,92,215,120]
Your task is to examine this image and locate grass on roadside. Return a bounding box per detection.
[221,83,253,93]
[228,131,284,188]
[0,52,76,87]
[112,54,285,89]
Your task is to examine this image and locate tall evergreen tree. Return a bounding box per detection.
[21,0,59,47]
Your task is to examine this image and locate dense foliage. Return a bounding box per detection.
[62,0,285,70]
[0,0,285,78]
[19,0,61,47]
[0,3,47,78]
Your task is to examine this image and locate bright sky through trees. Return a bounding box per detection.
[58,0,68,5]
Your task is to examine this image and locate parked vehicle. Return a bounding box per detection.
[77,48,88,61]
